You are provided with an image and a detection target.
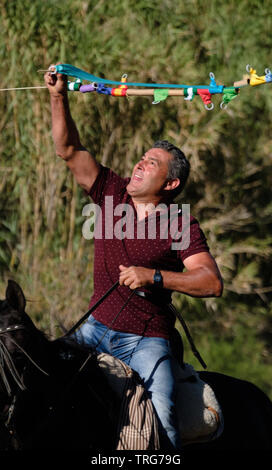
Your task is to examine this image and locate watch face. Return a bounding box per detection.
[154,270,163,285]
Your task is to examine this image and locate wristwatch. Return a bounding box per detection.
[153,269,163,288]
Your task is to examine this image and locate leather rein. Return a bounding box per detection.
[65,281,207,369]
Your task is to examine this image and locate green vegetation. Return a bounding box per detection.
[0,0,271,397]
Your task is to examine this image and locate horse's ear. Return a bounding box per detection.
[6,280,26,313]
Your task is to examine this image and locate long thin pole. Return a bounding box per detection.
[126,89,185,96]
[233,79,249,87]
[0,86,47,91]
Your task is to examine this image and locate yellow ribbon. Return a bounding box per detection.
[249,67,266,86]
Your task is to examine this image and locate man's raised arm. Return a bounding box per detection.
[44,66,100,193]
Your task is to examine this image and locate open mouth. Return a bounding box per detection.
[133,171,144,181]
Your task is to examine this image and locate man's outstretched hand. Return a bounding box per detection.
[44,63,67,96]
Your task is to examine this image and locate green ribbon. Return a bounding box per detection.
[153,89,169,103]
[184,87,197,100]
[68,80,82,91]
[222,87,239,104]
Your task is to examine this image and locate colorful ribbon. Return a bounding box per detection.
[184,87,197,101]
[56,64,271,110]
[197,89,212,106]
[67,79,82,91]
[152,89,169,104]
[265,70,272,83]
[249,67,267,87]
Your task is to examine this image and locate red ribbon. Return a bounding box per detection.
[197,89,212,105]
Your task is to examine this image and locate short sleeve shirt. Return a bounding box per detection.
[87,165,209,339]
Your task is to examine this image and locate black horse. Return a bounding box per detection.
[1,280,272,453]
[0,280,119,450]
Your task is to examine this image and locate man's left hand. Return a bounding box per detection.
[119,265,154,289]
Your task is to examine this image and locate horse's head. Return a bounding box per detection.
[0,281,48,398]
[0,281,49,449]
[0,282,119,450]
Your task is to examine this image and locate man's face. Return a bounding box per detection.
[126,148,173,201]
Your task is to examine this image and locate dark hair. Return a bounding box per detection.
[153,140,190,197]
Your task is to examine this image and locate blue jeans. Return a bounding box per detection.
[73,315,182,450]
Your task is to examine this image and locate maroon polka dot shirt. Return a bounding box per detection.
[87,166,209,339]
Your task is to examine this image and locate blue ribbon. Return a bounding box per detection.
[96,83,112,95]
[56,64,210,90]
[265,71,272,83]
[208,74,224,94]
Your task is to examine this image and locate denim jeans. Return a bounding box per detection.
[73,315,182,450]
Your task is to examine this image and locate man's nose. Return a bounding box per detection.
[137,160,145,170]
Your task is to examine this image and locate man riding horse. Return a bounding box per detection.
[44,66,223,450]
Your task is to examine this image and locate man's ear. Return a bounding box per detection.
[6,280,26,313]
[164,178,180,192]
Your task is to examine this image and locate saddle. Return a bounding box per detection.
[97,352,224,449]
